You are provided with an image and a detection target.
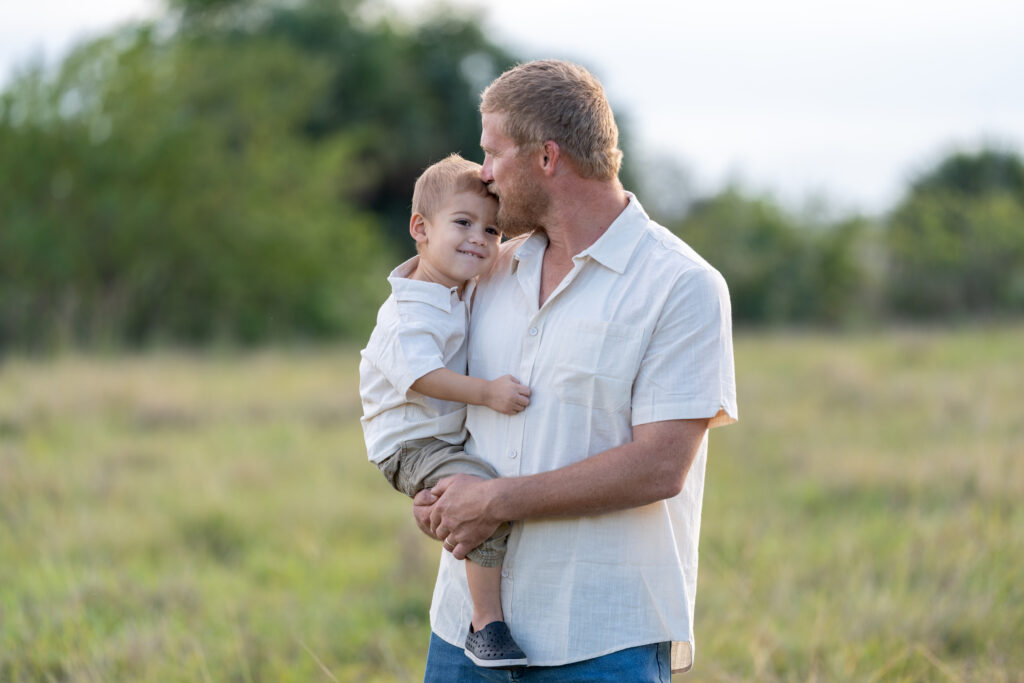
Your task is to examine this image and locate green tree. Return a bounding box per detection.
[180,0,519,247]
[885,148,1024,318]
[911,148,1024,198]
[0,25,391,348]
[670,189,869,325]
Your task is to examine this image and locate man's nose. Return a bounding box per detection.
[480,158,493,183]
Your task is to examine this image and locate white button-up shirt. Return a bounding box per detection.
[359,256,475,464]
[428,195,737,672]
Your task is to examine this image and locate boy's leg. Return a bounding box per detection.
[466,562,504,632]
[385,438,499,498]
[395,440,527,668]
[461,522,511,634]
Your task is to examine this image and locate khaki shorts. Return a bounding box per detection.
[377,437,511,568]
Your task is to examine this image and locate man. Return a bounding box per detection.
[414,59,738,681]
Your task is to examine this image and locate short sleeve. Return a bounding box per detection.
[631,266,738,428]
[375,306,450,397]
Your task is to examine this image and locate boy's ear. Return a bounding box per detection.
[409,213,429,244]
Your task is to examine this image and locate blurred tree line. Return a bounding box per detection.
[668,148,1024,326]
[1,0,1023,350]
[0,0,517,348]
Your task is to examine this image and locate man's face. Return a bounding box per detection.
[480,112,550,237]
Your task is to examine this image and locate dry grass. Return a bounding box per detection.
[0,326,1021,681]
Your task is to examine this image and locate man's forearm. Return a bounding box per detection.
[420,418,711,558]
[486,417,709,522]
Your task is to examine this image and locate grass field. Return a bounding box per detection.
[1,326,1022,682]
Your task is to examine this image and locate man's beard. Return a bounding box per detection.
[494,165,550,238]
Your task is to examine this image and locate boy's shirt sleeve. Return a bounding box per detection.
[375,299,451,398]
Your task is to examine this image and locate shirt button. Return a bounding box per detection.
[528,327,538,336]
[509,449,518,459]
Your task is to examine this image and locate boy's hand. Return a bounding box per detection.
[483,375,531,414]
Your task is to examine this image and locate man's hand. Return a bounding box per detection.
[411,474,502,560]
[484,375,531,415]
[412,488,441,539]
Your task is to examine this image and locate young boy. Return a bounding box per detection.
[359,154,530,669]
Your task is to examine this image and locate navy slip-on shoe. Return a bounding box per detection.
[463,621,528,669]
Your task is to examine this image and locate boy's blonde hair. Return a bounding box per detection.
[480,60,622,181]
[412,154,493,220]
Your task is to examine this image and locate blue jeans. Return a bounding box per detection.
[423,632,671,682]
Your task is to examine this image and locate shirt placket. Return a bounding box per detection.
[504,315,542,476]
[507,255,591,475]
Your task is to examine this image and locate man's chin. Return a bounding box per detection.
[496,221,538,238]
[497,210,543,238]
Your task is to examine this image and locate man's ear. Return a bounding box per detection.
[540,140,560,176]
[410,213,429,244]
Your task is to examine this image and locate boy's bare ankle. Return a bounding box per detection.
[471,613,504,632]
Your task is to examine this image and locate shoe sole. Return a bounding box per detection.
[464,650,529,669]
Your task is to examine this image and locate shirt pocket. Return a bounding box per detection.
[552,319,644,413]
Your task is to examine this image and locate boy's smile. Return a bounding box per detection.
[410,191,501,293]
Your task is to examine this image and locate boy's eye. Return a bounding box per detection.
[454,219,470,227]
[486,227,500,236]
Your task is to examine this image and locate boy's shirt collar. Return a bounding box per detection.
[388,256,475,312]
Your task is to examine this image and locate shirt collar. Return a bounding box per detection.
[576,192,649,274]
[387,255,472,312]
[510,233,546,274]
[510,192,649,275]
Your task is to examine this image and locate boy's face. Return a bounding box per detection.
[414,191,501,289]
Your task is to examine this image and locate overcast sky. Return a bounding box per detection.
[3,0,1023,214]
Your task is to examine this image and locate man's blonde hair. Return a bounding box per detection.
[480,60,623,181]
[412,154,493,220]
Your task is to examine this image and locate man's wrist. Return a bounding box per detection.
[484,476,513,523]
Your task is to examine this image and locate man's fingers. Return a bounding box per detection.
[429,506,446,535]
[430,477,453,497]
[452,543,471,561]
[413,488,437,506]
[412,500,437,539]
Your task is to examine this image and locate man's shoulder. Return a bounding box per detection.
[633,218,723,282]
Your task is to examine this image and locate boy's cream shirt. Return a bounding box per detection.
[358,256,476,464]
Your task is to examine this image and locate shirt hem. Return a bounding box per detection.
[632,402,738,428]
